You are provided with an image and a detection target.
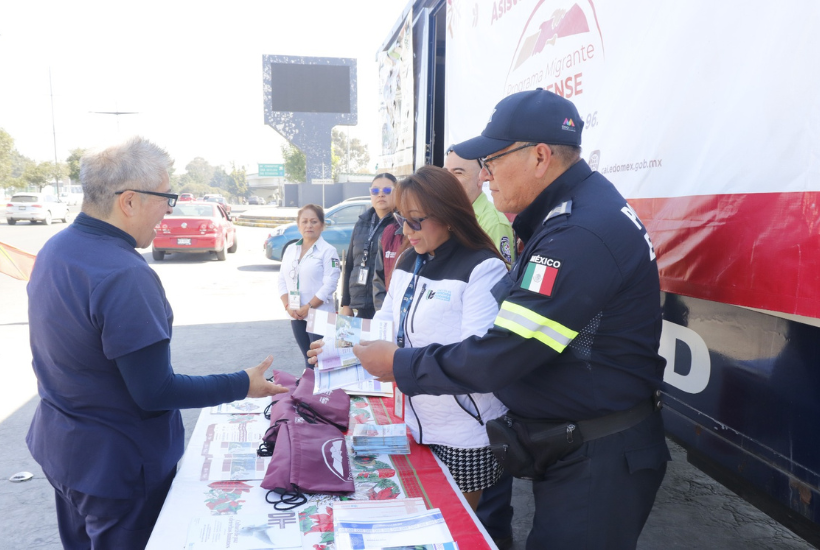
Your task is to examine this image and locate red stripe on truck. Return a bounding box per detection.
[630,192,820,319]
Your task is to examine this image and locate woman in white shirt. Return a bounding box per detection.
[277,204,341,368]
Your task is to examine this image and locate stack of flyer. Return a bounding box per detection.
[351,423,410,456]
[305,310,393,394]
[333,499,458,550]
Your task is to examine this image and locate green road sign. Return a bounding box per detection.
[258,164,285,177]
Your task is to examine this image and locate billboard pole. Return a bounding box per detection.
[263,55,357,209]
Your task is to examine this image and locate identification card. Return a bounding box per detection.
[288,290,301,309]
[357,267,369,285]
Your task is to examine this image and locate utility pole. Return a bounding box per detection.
[49,68,60,196]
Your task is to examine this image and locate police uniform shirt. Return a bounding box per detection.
[394,160,666,421]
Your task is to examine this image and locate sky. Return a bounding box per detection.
[0,0,409,175]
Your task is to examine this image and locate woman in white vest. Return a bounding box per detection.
[375,166,509,510]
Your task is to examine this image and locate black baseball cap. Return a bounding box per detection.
[452,88,584,160]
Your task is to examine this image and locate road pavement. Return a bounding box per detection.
[0,215,815,549]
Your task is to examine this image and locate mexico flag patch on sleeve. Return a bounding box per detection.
[521,255,561,296]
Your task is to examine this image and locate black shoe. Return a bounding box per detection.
[492,535,514,550]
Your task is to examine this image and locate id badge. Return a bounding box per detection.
[288,290,301,309]
[357,267,369,285]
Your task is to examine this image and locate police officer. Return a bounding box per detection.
[349,89,670,549]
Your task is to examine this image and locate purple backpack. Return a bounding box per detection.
[291,368,351,431]
[261,418,354,509]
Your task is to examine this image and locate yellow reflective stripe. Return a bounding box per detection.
[494,301,578,352]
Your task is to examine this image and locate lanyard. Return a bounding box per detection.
[362,212,388,266]
[396,255,426,348]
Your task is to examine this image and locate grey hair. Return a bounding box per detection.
[548,144,582,167]
[80,136,174,217]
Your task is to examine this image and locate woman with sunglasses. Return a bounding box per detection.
[373,166,509,509]
[340,173,397,319]
[277,204,341,368]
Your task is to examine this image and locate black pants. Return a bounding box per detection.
[291,319,321,368]
[527,411,669,550]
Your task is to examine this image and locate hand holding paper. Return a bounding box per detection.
[354,340,399,383]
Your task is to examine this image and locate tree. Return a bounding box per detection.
[282,144,306,183]
[226,163,248,198]
[23,162,52,191]
[180,157,216,188]
[332,128,370,176]
[0,128,13,185]
[66,148,87,183]
[280,129,370,183]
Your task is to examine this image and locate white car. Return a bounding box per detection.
[5,192,70,225]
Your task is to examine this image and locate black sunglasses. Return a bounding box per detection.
[114,189,178,207]
[478,143,538,176]
[394,212,428,231]
[370,187,393,195]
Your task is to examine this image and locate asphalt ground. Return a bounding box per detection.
[0,216,815,549]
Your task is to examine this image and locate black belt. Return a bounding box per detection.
[576,393,661,442]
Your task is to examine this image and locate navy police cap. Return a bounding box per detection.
[452,88,584,160]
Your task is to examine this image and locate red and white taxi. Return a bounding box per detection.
[151,201,237,261]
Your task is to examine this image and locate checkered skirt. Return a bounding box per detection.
[428,444,503,493]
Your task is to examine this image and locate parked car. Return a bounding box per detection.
[203,194,231,217]
[247,196,266,205]
[5,192,70,225]
[178,193,195,202]
[264,199,371,261]
[151,201,237,261]
[59,185,84,206]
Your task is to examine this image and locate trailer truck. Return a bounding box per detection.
[377,0,820,544]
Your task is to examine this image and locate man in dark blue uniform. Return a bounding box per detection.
[351,89,670,549]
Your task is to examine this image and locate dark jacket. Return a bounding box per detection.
[372,219,404,310]
[341,208,394,312]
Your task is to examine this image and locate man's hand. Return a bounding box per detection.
[340,306,354,317]
[354,340,399,382]
[245,355,288,397]
[306,339,324,366]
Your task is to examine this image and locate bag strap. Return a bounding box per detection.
[266,484,307,511]
[295,401,347,431]
[257,419,289,456]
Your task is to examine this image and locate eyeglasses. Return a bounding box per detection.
[115,189,178,207]
[370,187,393,195]
[478,143,538,176]
[394,212,429,231]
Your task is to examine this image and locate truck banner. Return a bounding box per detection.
[445,0,820,318]
[379,9,416,176]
